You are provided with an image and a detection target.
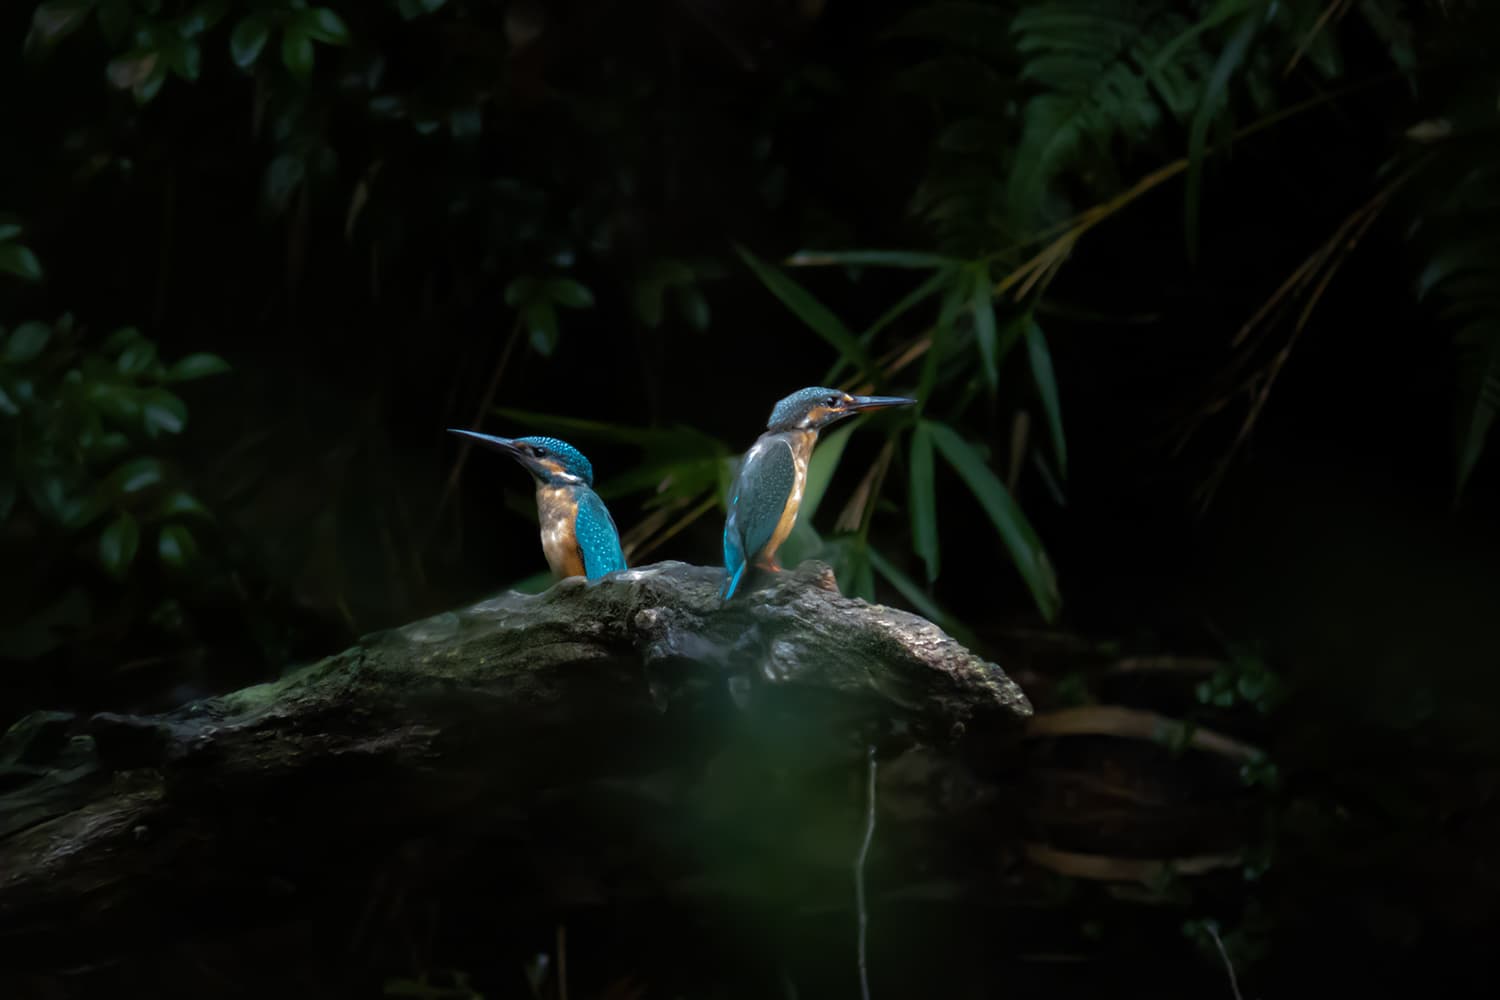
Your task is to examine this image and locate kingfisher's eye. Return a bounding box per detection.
[532,446,549,459]
[825,395,841,407]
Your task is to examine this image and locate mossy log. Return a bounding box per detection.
[0,561,1032,983]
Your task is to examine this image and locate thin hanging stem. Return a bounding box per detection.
[854,744,878,1000]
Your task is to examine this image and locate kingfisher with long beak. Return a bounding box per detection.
[448,430,627,581]
[720,386,916,599]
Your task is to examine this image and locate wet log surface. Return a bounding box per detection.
[0,560,1037,990]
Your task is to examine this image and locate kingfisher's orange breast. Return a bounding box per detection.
[763,431,814,562]
[536,485,584,579]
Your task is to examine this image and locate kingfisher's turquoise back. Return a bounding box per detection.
[721,435,799,598]
[574,488,627,579]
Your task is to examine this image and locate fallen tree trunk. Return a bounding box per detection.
[0,560,1033,983]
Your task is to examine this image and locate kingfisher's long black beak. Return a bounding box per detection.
[448,428,522,457]
[448,429,548,479]
[847,395,918,412]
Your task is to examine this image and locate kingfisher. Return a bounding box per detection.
[720,386,916,600]
[448,430,627,581]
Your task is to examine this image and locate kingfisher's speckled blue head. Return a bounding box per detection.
[448,430,595,486]
[766,386,917,433]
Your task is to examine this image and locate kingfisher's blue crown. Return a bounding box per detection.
[515,435,594,485]
[767,386,843,430]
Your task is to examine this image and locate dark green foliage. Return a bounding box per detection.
[3,1,1499,990]
[0,307,226,662]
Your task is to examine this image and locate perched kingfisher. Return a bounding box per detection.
[720,386,916,599]
[448,430,627,581]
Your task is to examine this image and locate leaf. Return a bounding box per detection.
[230,15,271,69]
[3,322,51,364]
[546,278,594,309]
[634,281,664,327]
[180,0,230,37]
[735,244,878,380]
[799,421,854,525]
[300,8,351,46]
[262,154,305,215]
[867,546,981,648]
[167,353,231,382]
[909,422,939,583]
[1152,0,1259,70]
[157,524,199,571]
[117,339,158,376]
[1456,332,1500,495]
[142,389,187,438]
[785,250,957,269]
[0,244,43,282]
[1185,11,1260,261]
[112,458,164,496]
[1024,318,1068,479]
[158,490,210,520]
[99,513,140,580]
[919,276,970,406]
[677,287,711,331]
[928,422,1060,622]
[165,38,202,82]
[526,301,559,356]
[28,1,93,48]
[101,326,141,355]
[0,223,20,243]
[282,28,315,81]
[970,268,998,391]
[106,49,161,94]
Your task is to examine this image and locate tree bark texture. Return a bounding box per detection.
[0,560,1036,983]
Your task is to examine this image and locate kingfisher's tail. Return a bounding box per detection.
[720,561,747,600]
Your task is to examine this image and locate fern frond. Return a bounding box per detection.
[1007,1,1211,226]
[1405,151,1500,495]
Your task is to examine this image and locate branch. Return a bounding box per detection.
[0,560,1030,958]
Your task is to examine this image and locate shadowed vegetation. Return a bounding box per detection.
[3,1,1498,997]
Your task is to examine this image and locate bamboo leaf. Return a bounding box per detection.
[1185,10,1260,261]
[928,422,1060,621]
[1024,318,1067,479]
[1152,0,1259,70]
[786,249,958,269]
[867,546,981,649]
[910,422,939,582]
[800,421,854,524]
[1456,331,1500,496]
[970,268,998,391]
[825,267,949,385]
[735,244,878,380]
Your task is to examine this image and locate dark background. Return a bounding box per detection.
[2,1,1497,997]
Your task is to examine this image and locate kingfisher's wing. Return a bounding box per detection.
[727,438,796,574]
[574,488,627,579]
